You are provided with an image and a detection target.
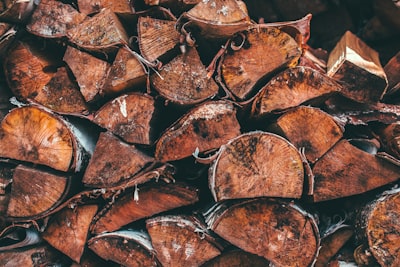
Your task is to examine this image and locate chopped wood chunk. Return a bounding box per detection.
[78,0,133,15]
[209,131,304,201]
[0,0,36,23]
[383,51,400,96]
[378,122,400,159]
[201,248,271,267]
[155,100,241,162]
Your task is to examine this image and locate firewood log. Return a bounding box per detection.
[42,204,98,263]
[205,198,320,266]
[0,0,36,23]
[91,181,199,234]
[355,187,400,267]
[0,22,16,58]
[77,0,133,16]
[155,100,241,162]
[0,106,95,172]
[209,131,304,201]
[377,122,400,159]
[88,230,161,266]
[383,51,400,97]
[201,248,271,267]
[26,0,87,39]
[146,215,225,267]
[93,92,156,145]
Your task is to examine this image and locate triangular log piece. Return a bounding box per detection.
[201,248,271,267]
[66,8,129,53]
[0,244,70,266]
[77,0,133,16]
[155,100,241,162]
[355,187,400,267]
[0,106,93,172]
[137,16,180,63]
[275,106,343,163]
[251,66,341,116]
[327,31,388,103]
[312,139,400,202]
[82,131,154,188]
[63,46,110,103]
[91,181,199,234]
[150,46,219,105]
[205,198,320,266]
[315,224,353,267]
[42,204,98,264]
[219,26,301,101]
[26,0,87,38]
[0,0,36,23]
[182,0,252,39]
[88,230,161,267]
[209,131,304,201]
[383,51,400,96]
[6,165,71,221]
[146,215,224,267]
[101,46,146,96]
[93,93,156,145]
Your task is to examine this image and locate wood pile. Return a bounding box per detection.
[0,0,399,266]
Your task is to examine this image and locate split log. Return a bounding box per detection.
[0,79,13,121]
[312,139,400,202]
[93,93,156,145]
[383,51,400,96]
[91,181,199,234]
[71,250,119,267]
[155,100,241,162]
[101,46,146,96]
[146,215,224,267]
[26,0,87,39]
[355,187,400,267]
[201,248,271,267]
[0,163,13,224]
[0,23,16,58]
[63,45,110,103]
[88,230,161,267]
[218,26,301,101]
[0,0,36,23]
[66,8,129,53]
[209,131,304,201]
[77,0,133,16]
[42,204,98,263]
[0,106,95,172]
[251,66,341,117]
[327,31,388,103]
[377,122,400,159]
[6,164,72,221]
[82,131,154,188]
[274,105,343,163]
[137,16,180,63]
[150,46,219,105]
[0,226,41,252]
[205,198,320,266]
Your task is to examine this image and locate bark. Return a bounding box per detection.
[0,0,36,23]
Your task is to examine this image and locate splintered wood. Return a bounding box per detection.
[0,0,400,266]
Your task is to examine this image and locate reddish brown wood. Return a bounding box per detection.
[93,93,156,145]
[92,181,199,234]
[378,122,400,159]
[383,51,400,96]
[201,248,271,267]
[155,100,241,162]
[78,0,132,15]
[0,0,36,23]
[209,131,304,201]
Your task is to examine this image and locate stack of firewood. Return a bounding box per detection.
[0,0,399,266]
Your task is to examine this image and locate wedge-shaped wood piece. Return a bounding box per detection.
[201,248,271,267]
[67,8,129,53]
[83,131,153,188]
[205,198,320,266]
[155,100,241,162]
[327,31,388,103]
[102,46,146,96]
[88,230,161,267]
[276,106,343,163]
[146,215,224,267]
[92,181,199,234]
[26,0,87,38]
[182,0,252,39]
[219,26,301,101]
[0,244,69,267]
[209,131,304,201]
[4,42,88,114]
[0,106,93,172]
[93,93,156,145]
[383,51,400,96]
[64,46,110,102]
[312,139,400,202]
[251,66,341,116]
[356,188,400,267]
[78,0,132,15]
[6,165,71,221]
[151,47,219,105]
[42,205,98,263]
[0,0,35,23]
[138,16,180,63]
